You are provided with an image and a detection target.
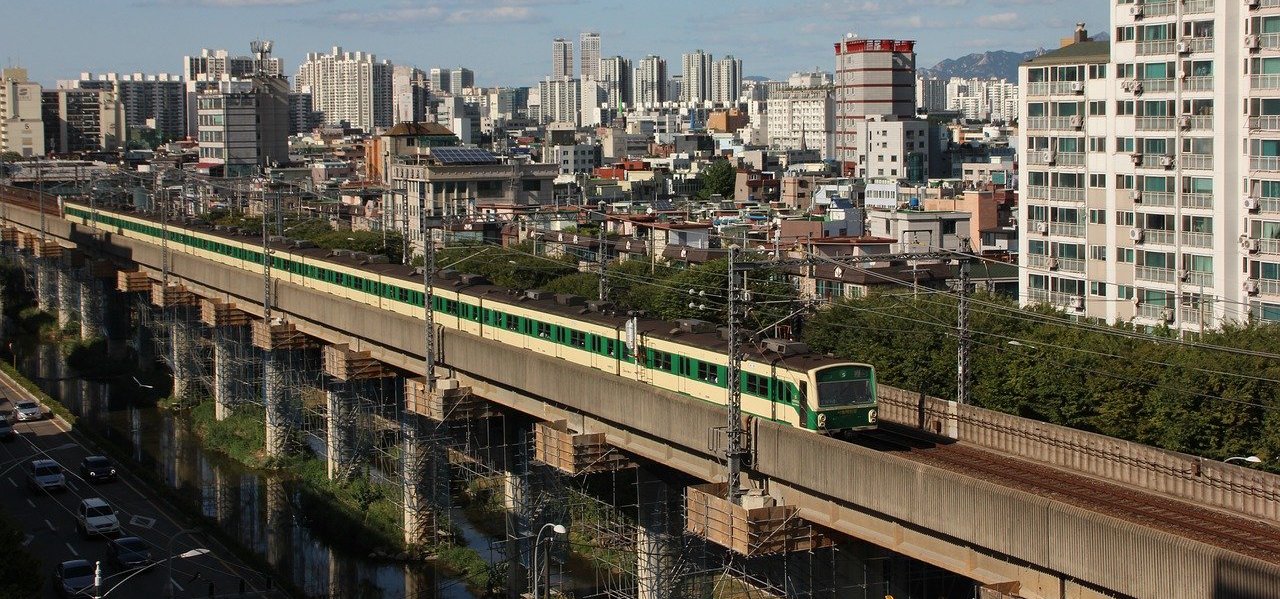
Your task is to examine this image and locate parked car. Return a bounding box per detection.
[79,456,116,482]
[75,497,120,538]
[13,400,44,422]
[106,536,153,573]
[53,559,95,598]
[27,459,65,493]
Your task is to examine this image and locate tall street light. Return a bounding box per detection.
[1225,455,1262,465]
[167,527,207,598]
[532,522,566,599]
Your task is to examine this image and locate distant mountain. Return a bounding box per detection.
[920,34,1108,82]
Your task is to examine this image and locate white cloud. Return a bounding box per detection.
[976,12,1020,27]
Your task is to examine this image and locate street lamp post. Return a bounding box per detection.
[93,546,208,598]
[167,527,204,598]
[531,522,566,599]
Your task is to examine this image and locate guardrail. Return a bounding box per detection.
[877,384,1280,523]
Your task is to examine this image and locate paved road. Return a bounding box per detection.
[0,372,279,599]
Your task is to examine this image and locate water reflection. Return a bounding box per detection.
[20,344,475,599]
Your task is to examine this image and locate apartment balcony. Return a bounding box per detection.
[1136,266,1176,284]
[1260,279,1280,296]
[1183,0,1213,14]
[1181,231,1214,248]
[1185,37,1214,53]
[1137,303,1176,323]
[1185,115,1212,130]
[1026,288,1084,310]
[1260,238,1280,255]
[1251,156,1280,171]
[1249,115,1280,130]
[1025,81,1083,97]
[1139,0,1176,16]
[1025,151,1084,167]
[1251,74,1280,90]
[1057,257,1085,273]
[1138,78,1176,93]
[1181,154,1213,170]
[1136,40,1175,56]
[1142,230,1177,246]
[1259,197,1280,213]
[1263,33,1280,50]
[1049,186,1085,202]
[1027,82,1050,97]
[1136,191,1176,207]
[1181,76,1214,92]
[1181,193,1213,210]
[1261,0,1280,8]
[1026,185,1049,200]
[1049,222,1085,237]
[1135,116,1174,131]
[1180,307,1207,328]
[1025,116,1048,130]
[1046,116,1083,130]
[1185,271,1214,287]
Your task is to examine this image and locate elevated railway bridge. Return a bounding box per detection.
[0,186,1277,599]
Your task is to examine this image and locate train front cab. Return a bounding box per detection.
[806,364,878,435]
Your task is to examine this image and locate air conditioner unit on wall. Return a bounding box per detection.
[1245,196,1261,211]
[1132,189,1143,202]
[1244,279,1260,295]
[1130,227,1145,243]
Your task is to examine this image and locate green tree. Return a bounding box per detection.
[697,159,736,200]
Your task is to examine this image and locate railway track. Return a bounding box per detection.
[862,424,1280,565]
[0,184,63,215]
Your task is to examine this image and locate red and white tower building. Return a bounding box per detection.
[834,36,917,174]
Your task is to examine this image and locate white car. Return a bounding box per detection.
[13,400,44,422]
[76,498,120,538]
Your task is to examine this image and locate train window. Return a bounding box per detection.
[537,323,551,339]
[701,360,721,383]
[506,315,520,331]
[647,350,673,371]
[569,331,586,348]
[744,374,769,397]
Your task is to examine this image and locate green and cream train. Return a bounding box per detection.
[63,202,878,434]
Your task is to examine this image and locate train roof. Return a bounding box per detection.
[80,205,861,370]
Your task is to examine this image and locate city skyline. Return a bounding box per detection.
[4,0,1106,87]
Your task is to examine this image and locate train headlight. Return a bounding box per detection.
[867,409,877,424]
[817,413,827,429]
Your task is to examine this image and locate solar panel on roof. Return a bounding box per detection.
[431,147,498,165]
[654,198,675,211]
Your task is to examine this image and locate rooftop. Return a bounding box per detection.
[1024,41,1110,66]
[384,122,456,137]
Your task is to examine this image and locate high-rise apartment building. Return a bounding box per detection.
[450,68,475,93]
[538,77,581,125]
[599,56,632,108]
[711,55,743,104]
[766,85,834,159]
[41,88,126,154]
[681,50,713,104]
[196,77,289,177]
[0,68,45,157]
[947,77,1019,121]
[429,68,451,95]
[553,38,574,79]
[183,46,283,81]
[634,55,667,106]
[62,72,187,142]
[916,76,948,113]
[392,65,430,124]
[580,32,601,81]
[1017,17,1253,331]
[833,37,916,172]
[295,46,393,131]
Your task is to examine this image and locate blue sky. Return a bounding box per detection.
[4,0,1107,86]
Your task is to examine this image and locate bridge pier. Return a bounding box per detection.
[56,265,78,331]
[169,308,201,402]
[78,275,102,341]
[636,468,679,599]
[36,258,56,313]
[326,380,358,481]
[263,348,295,458]
[212,328,238,421]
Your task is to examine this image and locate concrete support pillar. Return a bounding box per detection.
[636,468,679,599]
[36,258,55,313]
[326,381,356,481]
[401,421,428,547]
[56,266,76,330]
[169,311,197,401]
[212,327,238,421]
[134,304,154,372]
[263,348,293,458]
[78,277,103,341]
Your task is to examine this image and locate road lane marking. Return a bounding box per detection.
[21,534,32,547]
[66,481,76,492]
[6,477,14,488]
[170,578,184,592]
[25,498,35,508]
[65,542,78,556]
[44,519,55,531]
[129,515,155,529]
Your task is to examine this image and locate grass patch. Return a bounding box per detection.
[289,457,405,556]
[190,400,268,467]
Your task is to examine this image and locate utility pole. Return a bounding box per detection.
[955,238,972,405]
[724,245,745,505]
[422,192,437,391]
[37,157,45,242]
[596,201,607,302]
[160,182,170,286]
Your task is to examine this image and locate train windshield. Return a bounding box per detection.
[815,365,874,408]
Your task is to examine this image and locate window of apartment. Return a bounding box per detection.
[1027,205,1048,221]
[1116,211,1135,227]
[1183,20,1213,38]
[1028,240,1047,255]
[1117,248,1135,264]
[1089,101,1106,115]
[1182,136,1212,155]
[1089,209,1107,224]
[1089,137,1107,153]
[1142,137,1170,155]
[1090,282,1107,297]
[1115,26,1135,42]
[1090,245,1108,261]
[1116,137,1136,153]
[1116,63,1135,79]
[1183,176,1213,194]
[1089,64,1108,79]
[1115,100,1135,116]
[1116,174,1135,189]
[1117,285,1135,300]
[1090,174,1107,188]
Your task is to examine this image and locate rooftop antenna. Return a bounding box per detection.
[250,39,273,75]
